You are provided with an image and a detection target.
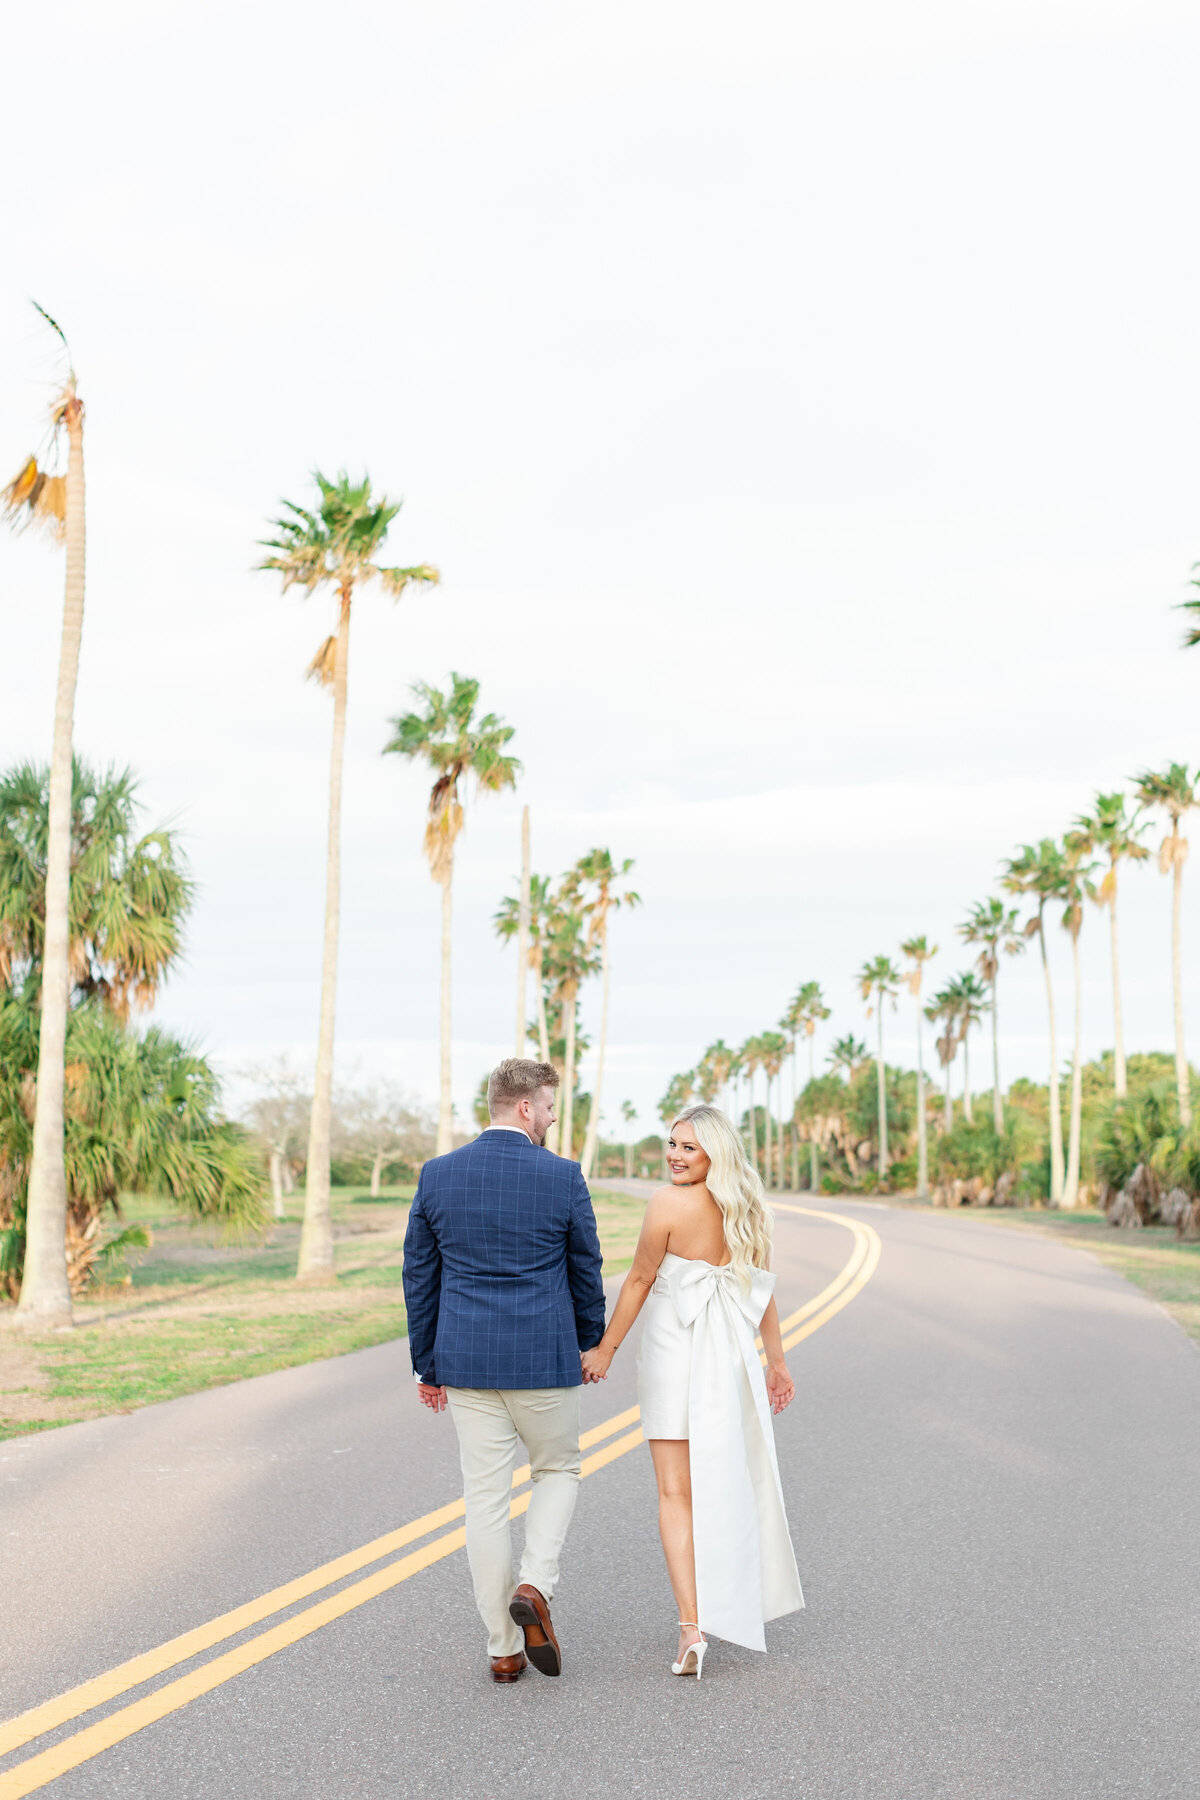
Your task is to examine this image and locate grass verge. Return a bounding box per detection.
[0,1184,648,1441]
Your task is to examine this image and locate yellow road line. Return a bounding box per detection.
[0,1208,879,1797]
[0,1404,642,1760]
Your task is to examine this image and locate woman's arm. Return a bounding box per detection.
[580,1192,673,1382]
[759,1295,795,1415]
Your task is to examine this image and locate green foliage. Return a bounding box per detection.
[0,997,267,1290]
[0,759,192,1016]
[1093,1084,1181,1192]
[258,470,438,601]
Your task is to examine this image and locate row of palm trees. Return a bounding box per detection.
[493,851,640,1172]
[658,774,1198,1206]
[2,306,643,1318]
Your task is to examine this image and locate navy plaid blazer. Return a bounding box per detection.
[402,1129,606,1390]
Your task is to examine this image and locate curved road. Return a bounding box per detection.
[1,1200,1199,1798]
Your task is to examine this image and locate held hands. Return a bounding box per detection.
[765,1361,795,1415]
[581,1343,614,1384]
[417,1382,448,1413]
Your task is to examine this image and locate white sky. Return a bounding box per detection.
[3,0,1200,1136]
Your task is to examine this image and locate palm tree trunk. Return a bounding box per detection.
[561,982,578,1159]
[876,1008,888,1178]
[943,1056,952,1132]
[808,1034,819,1192]
[436,873,454,1154]
[963,1033,973,1125]
[17,396,85,1327]
[1172,852,1191,1126]
[1110,863,1127,1101]
[297,586,350,1282]
[533,947,557,1152]
[764,1089,774,1191]
[789,1049,799,1189]
[915,1001,928,1198]
[991,980,1004,1133]
[514,805,530,1055]
[1037,914,1065,1203]
[623,1139,632,1179]
[580,924,610,1178]
[747,1072,759,1174]
[1063,927,1084,1206]
[371,1151,385,1197]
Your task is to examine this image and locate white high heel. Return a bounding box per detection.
[671,1623,707,1679]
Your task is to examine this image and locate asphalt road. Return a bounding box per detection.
[2,1200,1199,1799]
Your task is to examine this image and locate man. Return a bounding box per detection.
[402,1058,606,1683]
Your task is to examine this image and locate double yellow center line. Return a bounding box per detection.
[0,1204,881,1798]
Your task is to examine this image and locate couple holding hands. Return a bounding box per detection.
[402,1057,803,1683]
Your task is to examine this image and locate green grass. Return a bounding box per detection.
[0,1184,647,1440]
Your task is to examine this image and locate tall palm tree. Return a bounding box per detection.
[795,981,830,1189]
[513,805,531,1055]
[543,885,599,1160]
[944,971,988,1125]
[958,899,1024,1132]
[739,1035,764,1175]
[620,1099,638,1178]
[494,872,553,1064]
[759,1029,789,1190]
[2,307,88,1325]
[925,987,959,1131]
[1059,832,1098,1207]
[1072,792,1148,1100]
[703,1039,735,1114]
[1002,840,1069,1202]
[575,850,640,1180]
[261,471,437,1281]
[858,956,900,1178]
[386,673,519,1155]
[899,936,937,1197]
[1133,764,1196,1126]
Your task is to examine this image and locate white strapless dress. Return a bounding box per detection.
[636,1251,805,1651]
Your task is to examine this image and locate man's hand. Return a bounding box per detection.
[417,1382,448,1413]
[581,1344,613,1384]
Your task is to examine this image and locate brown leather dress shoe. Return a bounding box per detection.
[508,1583,561,1677]
[490,1650,527,1683]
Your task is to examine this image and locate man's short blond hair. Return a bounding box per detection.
[487,1058,559,1113]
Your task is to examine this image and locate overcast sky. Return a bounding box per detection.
[3,0,1200,1135]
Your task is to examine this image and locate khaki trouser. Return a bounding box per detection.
[445,1385,582,1658]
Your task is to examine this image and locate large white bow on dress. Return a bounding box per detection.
[662,1257,804,1651]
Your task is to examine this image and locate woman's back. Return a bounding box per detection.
[654,1183,730,1266]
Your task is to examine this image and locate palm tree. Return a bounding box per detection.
[925,987,959,1132]
[1059,832,1098,1207]
[513,805,531,1055]
[385,673,520,1154]
[1002,840,1069,1202]
[0,756,194,1046]
[944,971,988,1124]
[858,956,900,1178]
[827,1034,867,1080]
[494,872,554,1066]
[575,850,640,1180]
[739,1036,764,1176]
[759,1029,789,1190]
[2,307,88,1324]
[795,982,831,1188]
[1133,764,1196,1126]
[620,1099,638,1178]
[260,470,437,1282]
[702,1039,735,1114]
[958,899,1024,1132]
[899,936,937,1197]
[543,885,599,1160]
[1071,792,1148,1100]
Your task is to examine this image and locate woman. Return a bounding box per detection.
[581,1104,804,1676]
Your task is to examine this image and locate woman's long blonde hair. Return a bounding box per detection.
[671,1104,773,1282]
